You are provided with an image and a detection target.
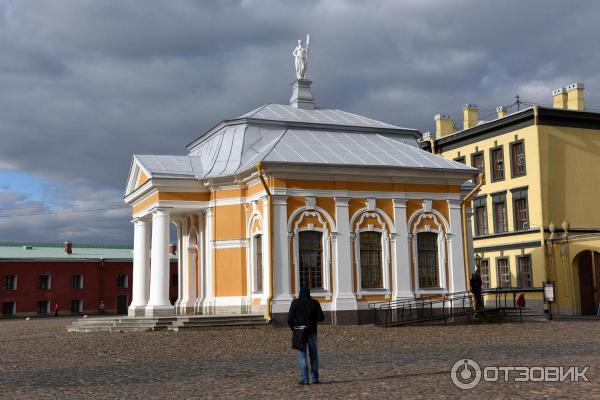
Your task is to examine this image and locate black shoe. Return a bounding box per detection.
[298,381,309,385]
[312,380,320,384]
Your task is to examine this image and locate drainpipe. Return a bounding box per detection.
[461,172,484,288]
[256,162,273,322]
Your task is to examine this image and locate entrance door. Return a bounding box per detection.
[579,251,596,315]
[116,295,128,315]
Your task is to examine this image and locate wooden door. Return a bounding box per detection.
[116,295,128,315]
[579,251,595,315]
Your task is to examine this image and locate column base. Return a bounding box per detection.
[128,305,147,317]
[144,304,175,317]
[393,292,415,301]
[271,296,294,314]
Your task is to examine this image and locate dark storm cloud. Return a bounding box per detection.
[1,0,600,243]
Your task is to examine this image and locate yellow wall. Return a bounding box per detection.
[538,125,600,228]
[214,204,245,240]
[214,247,247,296]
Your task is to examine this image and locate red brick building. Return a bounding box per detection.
[0,242,177,317]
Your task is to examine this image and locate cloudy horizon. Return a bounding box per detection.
[1,0,599,245]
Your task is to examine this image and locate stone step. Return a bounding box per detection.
[67,314,268,332]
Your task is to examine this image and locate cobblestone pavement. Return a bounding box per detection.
[0,318,599,399]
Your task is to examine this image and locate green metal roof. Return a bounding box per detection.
[0,241,178,261]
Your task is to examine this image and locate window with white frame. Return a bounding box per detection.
[417,232,439,288]
[517,256,532,288]
[298,231,323,290]
[497,258,511,287]
[254,234,263,293]
[117,274,128,288]
[478,259,491,289]
[38,274,50,290]
[2,302,15,315]
[359,231,383,289]
[71,274,83,289]
[70,299,82,313]
[2,275,16,290]
[37,300,49,314]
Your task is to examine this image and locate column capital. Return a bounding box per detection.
[152,207,171,216]
[131,217,149,225]
[392,198,407,208]
[447,199,462,209]
[272,195,288,206]
[334,197,350,206]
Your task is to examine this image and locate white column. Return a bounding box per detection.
[447,200,467,293]
[182,221,198,314]
[201,207,215,314]
[129,218,150,316]
[173,219,184,313]
[271,195,293,314]
[332,197,357,316]
[392,198,413,300]
[145,208,174,316]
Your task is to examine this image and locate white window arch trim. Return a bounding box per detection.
[408,207,450,297]
[291,210,332,299]
[246,212,265,298]
[352,211,391,298]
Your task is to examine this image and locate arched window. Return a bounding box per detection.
[417,232,439,288]
[254,234,263,293]
[359,231,383,289]
[298,231,323,289]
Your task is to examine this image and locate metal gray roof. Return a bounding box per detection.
[136,122,474,180]
[237,104,410,130]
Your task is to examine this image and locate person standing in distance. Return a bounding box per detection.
[287,287,325,385]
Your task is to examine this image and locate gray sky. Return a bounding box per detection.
[1,0,599,245]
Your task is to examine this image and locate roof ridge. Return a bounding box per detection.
[0,241,132,249]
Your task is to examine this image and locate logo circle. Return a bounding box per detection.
[451,359,481,390]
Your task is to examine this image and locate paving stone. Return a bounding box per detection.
[0,317,599,399]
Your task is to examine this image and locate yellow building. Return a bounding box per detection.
[424,82,600,315]
[123,58,476,324]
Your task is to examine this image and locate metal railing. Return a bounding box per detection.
[368,291,476,327]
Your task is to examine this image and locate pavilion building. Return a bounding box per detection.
[124,67,476,323]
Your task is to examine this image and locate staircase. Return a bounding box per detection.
[68,314,268,333]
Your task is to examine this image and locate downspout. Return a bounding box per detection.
[256,162,273,322]
[461,172,484,288]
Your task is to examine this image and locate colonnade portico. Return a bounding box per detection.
[128,206,217,318]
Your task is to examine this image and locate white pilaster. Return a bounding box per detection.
[145,208,174,316]
[271,195,293,314]
[332,197,357,312]
[201,207,215,314]
[466,207,476,275]
[260,197,271,306]
[392,199,413,300]
[194,212,206,313]
[447,200,467,293]
[129,218,150,316]
[179,218,197,314]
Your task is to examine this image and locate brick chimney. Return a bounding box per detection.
[434,114,455,138]
[552,87,567,109]
[169,243,177,255]
[64,241,72,255]
[463,104,479,129]
[566,82,585,111]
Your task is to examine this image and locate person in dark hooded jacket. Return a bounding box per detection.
[287,287,325,385]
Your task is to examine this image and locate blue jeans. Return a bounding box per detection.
[297,333,319,383]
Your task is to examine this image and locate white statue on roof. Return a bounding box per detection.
[293,34,309,80]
